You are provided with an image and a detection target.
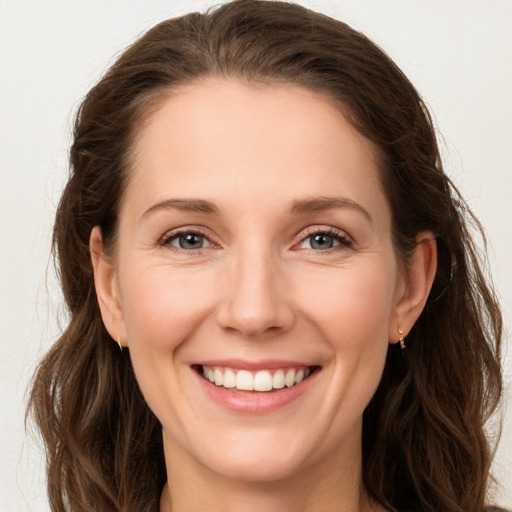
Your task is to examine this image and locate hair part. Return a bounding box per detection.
[28,1,502,511]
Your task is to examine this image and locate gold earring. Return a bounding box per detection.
[398,328,406,350]
[117,336,123,352]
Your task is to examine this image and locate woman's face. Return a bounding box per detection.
[94,80,427,483]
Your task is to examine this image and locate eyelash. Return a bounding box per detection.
[159,226,353,254]
[159,228,215,252]
[297,226,353,253]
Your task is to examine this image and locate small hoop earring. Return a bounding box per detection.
[398,328,406,350]
[117,336,123,352]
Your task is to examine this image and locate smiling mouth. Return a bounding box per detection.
[193,365,320,393]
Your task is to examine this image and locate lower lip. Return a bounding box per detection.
[193,367,319,414]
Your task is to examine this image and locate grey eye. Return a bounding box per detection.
[307,233,337,250]
[172,233,207,250]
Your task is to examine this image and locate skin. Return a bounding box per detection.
[91,80,437,512]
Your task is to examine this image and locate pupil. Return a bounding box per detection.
[180,233,203,249]
[312,234,333,250]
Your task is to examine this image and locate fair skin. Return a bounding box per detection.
[91,80,437,512]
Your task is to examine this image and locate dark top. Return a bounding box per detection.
[401,508,510,511]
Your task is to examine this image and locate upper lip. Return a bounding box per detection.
[193,359,317,371]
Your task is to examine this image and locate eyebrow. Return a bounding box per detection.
[141,196,372,223]
[289,196,373,223]
[142,198,221,218]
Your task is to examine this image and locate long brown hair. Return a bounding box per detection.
[28,1,503,511]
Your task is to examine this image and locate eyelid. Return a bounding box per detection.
[158,225,219,248]
[297,225,351,241]
[293,225,354,251]
[157,224,353,252]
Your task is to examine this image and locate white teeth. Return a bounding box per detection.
[200,365,314,392]
[285,369,295,387]
[272,369,285,389]
[236,370,254,391]
[223,369,236,388]
[253,370,273,392]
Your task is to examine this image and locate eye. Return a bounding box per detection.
[161,230,213,250]
[304,233,338,250]
[298,228,352,251]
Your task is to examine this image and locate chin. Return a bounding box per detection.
[202,446,309,483]
[163,421,320,484]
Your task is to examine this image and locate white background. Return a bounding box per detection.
[1,1,510,510]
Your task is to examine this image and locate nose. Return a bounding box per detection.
[216,243,295,339]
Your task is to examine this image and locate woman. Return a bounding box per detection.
[28,1,504,511]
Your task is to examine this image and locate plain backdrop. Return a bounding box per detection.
[1,1,511,510]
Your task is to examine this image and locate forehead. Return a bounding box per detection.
[133,79,372,161]
[124,79,388,223]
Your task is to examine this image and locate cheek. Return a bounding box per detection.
[120,266,216,351]
[118,266,218,430]
[295,261,397,348]
[298,262,396,422]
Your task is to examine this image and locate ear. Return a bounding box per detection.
[90,226,126,347]
[389,231,437,342]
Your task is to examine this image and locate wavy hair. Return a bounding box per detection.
[28,1,502,511]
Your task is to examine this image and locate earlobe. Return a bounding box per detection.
[90,226,126,346]
[390,232,437,342]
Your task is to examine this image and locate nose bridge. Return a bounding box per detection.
[217,237,293,337]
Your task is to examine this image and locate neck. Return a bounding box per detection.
[160,431,381,512]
